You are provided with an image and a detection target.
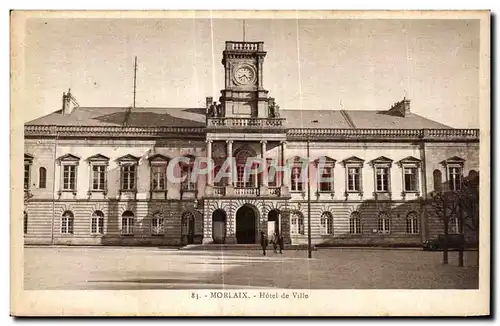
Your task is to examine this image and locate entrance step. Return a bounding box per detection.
[179,244,316,251]
[179,244,262,251]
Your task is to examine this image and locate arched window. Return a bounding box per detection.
[377,212,390,234]
[290,211,304,235]
[39,167,47,188]
[24,211,28,234]
[61,211,74,234]
[320,211,334,235]
[449,217,460,234]
[433,169,443,192]
[151,212,164,235]
[121,211,134,235]
[181,211,195,238]
[235,148,256,188]
[406,211,419,234]
[349,211,361,234]
[91,211,104,234]
[468,170,479,187]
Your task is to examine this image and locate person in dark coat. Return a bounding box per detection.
[278,233,284,254]
[271,232,278,253]
[260,230,268,256]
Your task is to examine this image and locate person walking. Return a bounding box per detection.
[271,232,278,254]
[278,233,284,254]
[260,230,268,256]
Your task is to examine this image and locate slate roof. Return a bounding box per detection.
[26,106,451,129]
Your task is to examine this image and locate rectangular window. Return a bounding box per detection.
[92,165,106,191]
[376,167,389,192]
[268,166,277,187]
[182,167,196,191]
[404,167,418,192]
[291,167,303,191]
[347,167,360,191]
[63,165,77,190]
[121,165,136,191]
[151,165,166,191]
[319,166,333,192]
[24,164,30,190]
[91,217,104,234]
[449,167,462,191]
[122,217,134,235]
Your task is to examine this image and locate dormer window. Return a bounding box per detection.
[117,154,140,192]
[398,156,421,197]
[370,156,393,196]
[87,154,109,194]
[441,156,465,192]
[57,154,80,193]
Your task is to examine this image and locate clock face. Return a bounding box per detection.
[234,66,255,85]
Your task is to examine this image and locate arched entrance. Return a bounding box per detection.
[267,209,280,239]
[181,211,195,245]
[235,205,257,244]
[212,209,227,244]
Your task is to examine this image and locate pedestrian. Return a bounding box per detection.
[278,233,284,254]
[272,232,278,253]
[260,230,267,256]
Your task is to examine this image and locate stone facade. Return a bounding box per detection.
[23,41,480,247]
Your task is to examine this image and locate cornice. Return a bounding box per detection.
[24,125,480,142]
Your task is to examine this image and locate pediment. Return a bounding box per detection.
[342,156,365,164]
[370,156,393,164]
[148,154,170,162]
[441,156,466,164]
[87,154,110,162]
[398,156,421,164]
[116,154,140,162]
[57,153,81,162]
[314,156,336,166]
[24,153,34,162]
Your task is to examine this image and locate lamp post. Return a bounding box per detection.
[307,136,312,259]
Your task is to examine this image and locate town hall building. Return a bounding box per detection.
[23,41,480,247]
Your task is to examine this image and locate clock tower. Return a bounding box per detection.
[219,41,270,118]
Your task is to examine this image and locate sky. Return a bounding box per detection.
[20,17,480,128]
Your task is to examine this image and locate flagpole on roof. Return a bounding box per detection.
[133,56,137,108]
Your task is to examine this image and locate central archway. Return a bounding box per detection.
[212,209,227,244]
[235,205,257,244]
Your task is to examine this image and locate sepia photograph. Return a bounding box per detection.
[10,10,490,316]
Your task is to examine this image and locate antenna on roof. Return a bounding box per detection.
[133,56,137,108]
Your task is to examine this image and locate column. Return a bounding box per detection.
[226,140,234,187]
[206,140,213,186]
[261,140,268,187]
[280,141,289,196]
[280,141,286,186]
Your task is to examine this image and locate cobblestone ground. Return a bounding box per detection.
[24,247,479,290]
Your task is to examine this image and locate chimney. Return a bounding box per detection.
[388,97,411,117]
[61,88,78,115]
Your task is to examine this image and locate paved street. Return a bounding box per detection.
[24,247,479,290]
